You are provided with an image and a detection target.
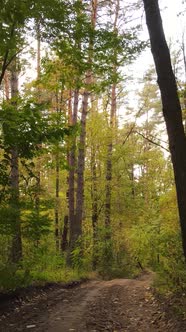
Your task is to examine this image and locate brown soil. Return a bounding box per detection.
[0,272,185,331]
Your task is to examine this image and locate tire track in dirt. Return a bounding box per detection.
[0,273,185,331]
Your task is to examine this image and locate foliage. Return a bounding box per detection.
[0,0,185,297]
[0,99,69,158]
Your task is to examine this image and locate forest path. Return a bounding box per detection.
[0,272,183,331]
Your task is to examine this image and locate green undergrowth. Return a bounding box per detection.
[153,263,186,295]
[0,268,91,293]
[0,253,92,292]
[0,265,91,292]
[0,250,142,292]
[151,262,186,322]
[98,263,140,280]
[0,262,138,292]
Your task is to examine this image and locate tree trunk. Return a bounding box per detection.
[91,144,98,269]
[181,34,186,132]
[68,1,98,258]
[105,83,116,240]
[36,20,41,80]
[35,20,41,244]
[10,60,22,263]
[55,149,60,251]
[61,215,68,252]
[3,71,10,101]
[105,0,119,231]
[62,90,73,252]
[143,0,186,259]
[130,164,135,198]
[68,89,79,252]
[75,90,89,240]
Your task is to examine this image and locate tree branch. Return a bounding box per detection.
[135,130,169,152]
[0,22,17,86]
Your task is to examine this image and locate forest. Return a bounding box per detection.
[0,0,186,302]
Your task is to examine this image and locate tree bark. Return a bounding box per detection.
[35,20,41,246]
[75,90,89,241]
[10,60,22,263]
[68,89,79,253]
[143,0,186,259]
[91,143,98,269]
[105,0,119,232]
[105,83,117,229]
[55,149,60,251]
[62,89,73,252]
[61,215,68,252]
[104,83,117,271]
[3,71,10,101]
[181,34,186,131]
[68,0,98,258]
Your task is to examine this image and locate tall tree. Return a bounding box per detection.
[68,0,98,257]
[105,0,119,233]
[68,88,79,253]
[9,59,22,263]
[75,0,98,240]
[143,0,186,259]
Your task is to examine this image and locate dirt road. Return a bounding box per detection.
[0,273,184,331]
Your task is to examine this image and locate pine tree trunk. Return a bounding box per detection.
[75,0,98,236]
[105,0,119,231]
[130,164,135,198]
[68,89,79,254]
[54,89,63,252]
[89,0,99,268]
[36,20,41,80]
[35,19,41,242]
[75,90,89,240]
[143,0,186,259]
[62,90,73,252]
[91,144,98,269]
[4,71,10,100]
[68,0,98,261]
[105,83,116,231]
[55,150,60,251]
[10,61,22,263]
[61,215,68,251]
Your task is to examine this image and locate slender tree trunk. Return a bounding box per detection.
[4,71,10,101]
[90,95,99,269]
[104,65,117,270]
[68,89,79,254]
[54,89,62,251]
[91,144,98,269]
[55,148,60,251]
[62,90,73,252]
[35,20,41,244]
[105,83,116,229]
[68,1,98,262]
[75,90,89,240]
[143,0,186,259]
[68,0,82,254]
[90,0,98,268]
[10,60,22,263]
[72,0,98,251]
[105,0,119,231]
[55,88,65,251]
[130,164,135,198]
[61,215,68,251]
[91,0,98,25]
[36,20,41,80]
